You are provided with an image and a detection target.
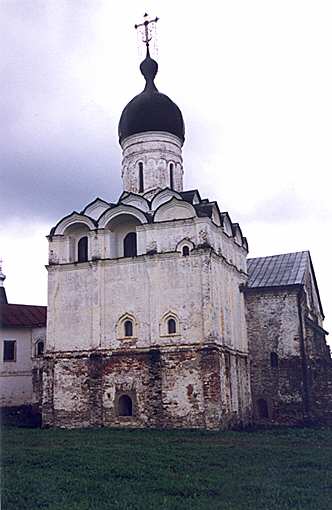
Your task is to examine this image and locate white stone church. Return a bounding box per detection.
[1,32,331,429]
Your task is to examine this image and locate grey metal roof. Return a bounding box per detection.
[247,251,309,288]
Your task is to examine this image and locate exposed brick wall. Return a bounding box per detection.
[303,316,332,424]
[246,289,306,424]
[245,288,332,425]
[42,346,251,430]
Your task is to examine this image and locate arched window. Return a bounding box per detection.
[138,162,144,193]
[123,232,137,257]
[118,395,133,416]
[167,318,177,334]
[182,245,190,257]
[169,163,174,190]
[270,352,278,368]
[36,341,44,356]
[257,399,269,419]
[77,236,88,262]
[124,320,133,337]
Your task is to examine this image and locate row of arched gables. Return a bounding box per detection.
[49,191,248,252]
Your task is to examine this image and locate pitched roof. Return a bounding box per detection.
[247,251,309,288]
[180,190,201,203]
[0,304,47,328]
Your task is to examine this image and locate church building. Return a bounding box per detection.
[40,20,331,429]
[42,36,252,430]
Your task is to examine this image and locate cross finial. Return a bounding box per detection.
[135,13,159,52]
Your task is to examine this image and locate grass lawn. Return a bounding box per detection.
[1,426,332,510]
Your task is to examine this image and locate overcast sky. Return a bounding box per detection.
[1,1,331,340]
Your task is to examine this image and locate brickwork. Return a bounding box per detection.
[245,287,332,425]
[42,346,251,430]
[246,289,307,424]
[303,315,332,424]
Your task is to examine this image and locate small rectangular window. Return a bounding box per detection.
[3,340,16,362]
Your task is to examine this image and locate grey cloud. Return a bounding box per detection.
[2,124,122,224]
[242,189,332,224]
[1,2,123,226]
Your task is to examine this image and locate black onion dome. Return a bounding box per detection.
[118,51,185,144]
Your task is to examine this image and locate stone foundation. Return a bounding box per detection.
[42,345,252,430]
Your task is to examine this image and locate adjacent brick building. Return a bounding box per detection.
[245,252,331,425]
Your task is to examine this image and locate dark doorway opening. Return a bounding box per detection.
[123,232,137,257]
[118,395,133,417]
[257,398,269,419]
[78,236,88,262]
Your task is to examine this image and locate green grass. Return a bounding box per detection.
[1,426,332,510]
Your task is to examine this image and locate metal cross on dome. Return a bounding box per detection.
[135,13,159,50]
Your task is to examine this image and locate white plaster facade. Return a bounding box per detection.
[0,325,45,406]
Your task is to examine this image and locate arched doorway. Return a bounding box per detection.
[78,236,88,262]
[257,398,269,419]
[124,232,137,257]
[118,395,133,417]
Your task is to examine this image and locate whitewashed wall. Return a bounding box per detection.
[0,326,45,406]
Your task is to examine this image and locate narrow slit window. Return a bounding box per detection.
[270,352,278,368]
[78,236,88,262]
[169,163,174,190]
[167,318,176,335]
[138,162,144,193]
[36,341,44,356]
[124,320,133,337]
